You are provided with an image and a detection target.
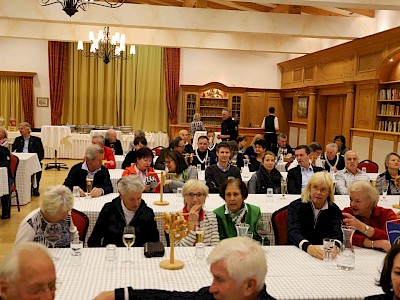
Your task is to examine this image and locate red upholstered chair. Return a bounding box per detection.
[271,205,289,245]
[9,154,20,212]
[152,146,164,156]
[357,160,379,173]
[71,209,89,242]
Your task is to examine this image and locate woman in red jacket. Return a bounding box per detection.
[122,147,160,193]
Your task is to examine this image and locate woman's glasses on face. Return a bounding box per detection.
[185,193,206,199]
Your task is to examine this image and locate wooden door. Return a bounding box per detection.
[242,92,266,128]
[324,95,345,147]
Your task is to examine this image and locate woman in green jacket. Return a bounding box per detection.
[214,178,264,243]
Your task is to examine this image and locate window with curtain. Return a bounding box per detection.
[0,76,24,127]
[62,42,168,132]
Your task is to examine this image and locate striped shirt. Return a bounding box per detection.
[175,210,220,247]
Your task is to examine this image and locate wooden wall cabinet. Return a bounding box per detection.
[181,82,246,126]
[377,81,400,133]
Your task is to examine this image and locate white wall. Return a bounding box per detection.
[376,10,400,32]
[0,37,50,128]
[180,48,290,89]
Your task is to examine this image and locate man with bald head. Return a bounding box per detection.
[105,129,123,155]
[0,242,56,299]
[179,129,193,154]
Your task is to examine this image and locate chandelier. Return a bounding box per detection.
[38,0,125,17]
[78,26,135,64]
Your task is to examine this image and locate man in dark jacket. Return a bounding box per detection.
[287,145,324,194]
[0,145,13,218]
[94,237,276,300]
[218,108,238,142]
[88,175,159,247]
[12,122,44,196]
[63,145,113,197]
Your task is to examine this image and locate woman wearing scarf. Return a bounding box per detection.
[248,151,282,194]
[214,178,263,242]
[375,152,400,195]
[175,179,220,246]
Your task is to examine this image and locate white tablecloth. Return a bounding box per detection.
[12,153,42,205]
[0,167,9,197]
[89,130,123,141]
[8,131,169,159]
[74,192,400,247]
[40,125,72,152]
[114,155,124,169]
[54,246,384,300]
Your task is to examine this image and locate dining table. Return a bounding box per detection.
[73,192,400,247]
[0,167,9,197]
[53,245,385,300]
[12,153,42,205]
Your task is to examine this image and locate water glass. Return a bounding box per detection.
[267,188,273,197]
[194,242,205,260]
[246,232,254,239]
[105,244,117,261]
[197,164,202,171]
[362,167,367,174]
[70,240,83,266]
[176,187,183,197]
[73,186,80,198]
[323,238,334,262]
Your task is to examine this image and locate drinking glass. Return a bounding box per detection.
[362,167,367,174]
[70,240,83,266]
[382,179,389,201]
[280,178,287,200]
[86,176,93,198]
[267,188,273,197]
[73,186,81,198]
[323,238,334,262]
[45,223,62,261]
[197,164,202,171]
[320,159,326,169]
[122,226,136,264]
[256,219,271,246]
[105,244,117,261]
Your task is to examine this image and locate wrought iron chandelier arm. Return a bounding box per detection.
[85,0,125,8]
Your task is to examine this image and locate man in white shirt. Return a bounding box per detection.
[335,150,370,195]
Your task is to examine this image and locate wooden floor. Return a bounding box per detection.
[0,159,80,261]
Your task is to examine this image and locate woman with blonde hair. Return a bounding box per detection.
[175,179,220,246]
[0,127,8,148]
[375,152,400,195]
[14,185,78,247]
[190,113,206,143]
[288,171,342,259]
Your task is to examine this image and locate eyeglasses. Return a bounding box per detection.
[311,186,329,193]
[164,160,173,165]
[26,280,58,295]
[185,192,206,199]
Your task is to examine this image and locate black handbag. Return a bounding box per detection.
[144,242,165,258]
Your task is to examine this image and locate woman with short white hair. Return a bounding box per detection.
[0,127,8,148]
[88,175,159,247]
[14,185,78,247]
[175,179,220,246]
[343,180,396,252]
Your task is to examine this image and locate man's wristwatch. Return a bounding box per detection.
[364,225,370,235]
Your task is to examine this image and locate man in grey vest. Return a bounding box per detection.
[261,107,279,150]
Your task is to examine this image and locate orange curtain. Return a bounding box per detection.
[163,48,180,124]
[20,77,34,127]
[48,41,68,125]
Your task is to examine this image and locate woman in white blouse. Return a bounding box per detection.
[15,185,78,247]
[175,179,220,246]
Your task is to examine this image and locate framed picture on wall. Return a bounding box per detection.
[297,97,308,118]
[37,97,49,107]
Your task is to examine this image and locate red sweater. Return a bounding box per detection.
[103,146,116,169]
[342,206,397,247]
[122,164,160,193]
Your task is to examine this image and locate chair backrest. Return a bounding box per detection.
[357,160,379,173]
[152,146,164,156]
[71,209,89,242]
[271,205,289,245]
[9,154,19,180]
[285,161,292,172]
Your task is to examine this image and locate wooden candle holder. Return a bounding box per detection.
[155,212,190,270]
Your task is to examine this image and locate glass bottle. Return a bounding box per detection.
[337,225,355,270]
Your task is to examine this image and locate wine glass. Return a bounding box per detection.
[280,178,287,200]
[45,223,62,261]
[256,219,272,246]
[122,226,136,264]
[382,179,389,201]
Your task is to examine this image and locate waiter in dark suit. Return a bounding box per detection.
[261,107,279,151]
[12,122,44,196]
[287,145,324,194]
[218,108,238,141]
